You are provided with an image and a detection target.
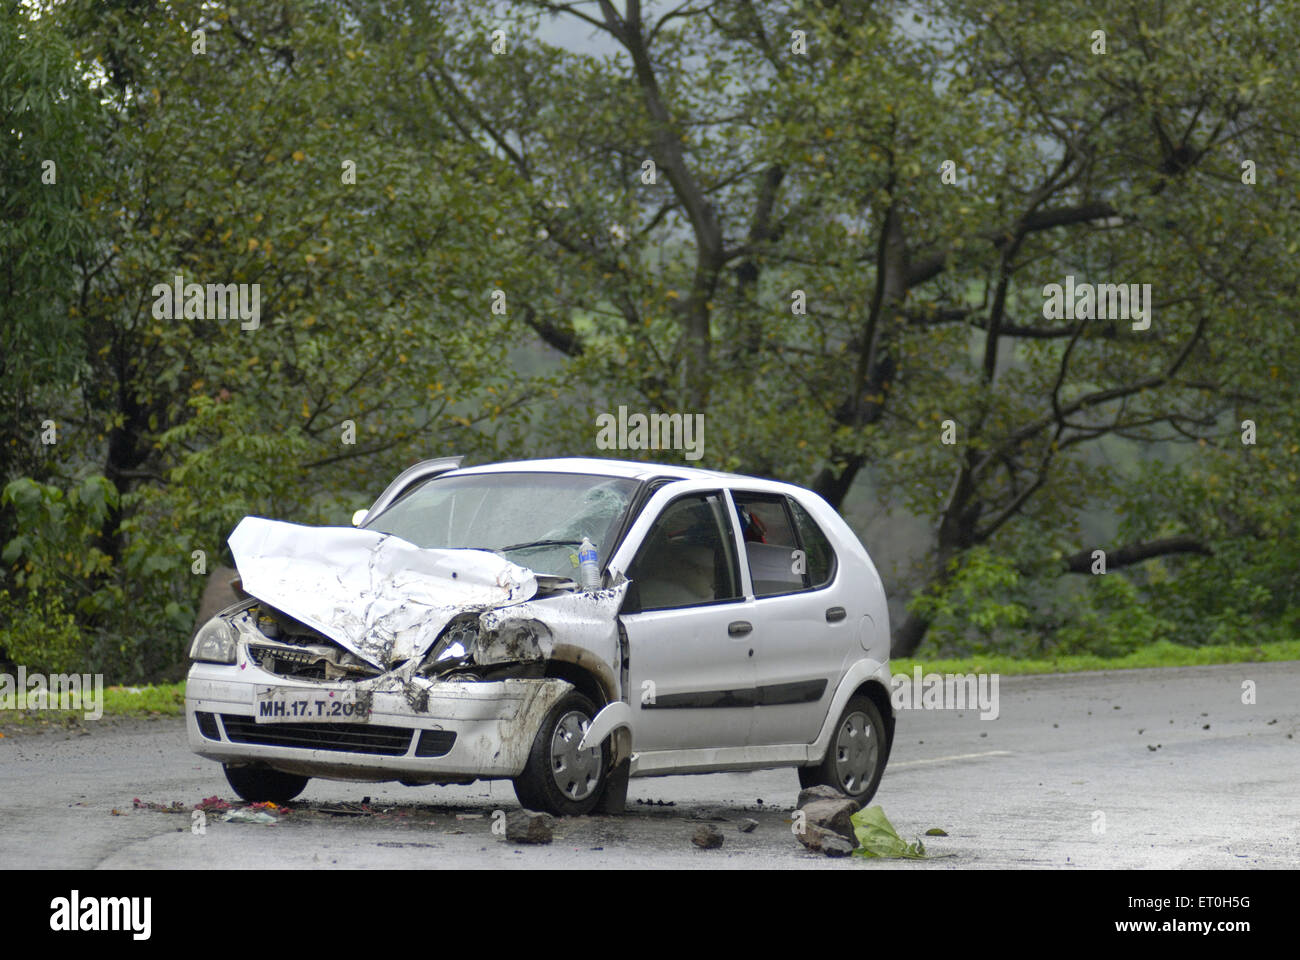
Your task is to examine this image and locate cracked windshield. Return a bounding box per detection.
[365,472,638,578]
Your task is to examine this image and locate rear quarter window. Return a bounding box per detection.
[788,497,836,588]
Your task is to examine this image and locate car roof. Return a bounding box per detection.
[447,457,791,490]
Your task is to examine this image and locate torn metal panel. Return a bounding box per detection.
[475,580,629,686]
[228,517,537,669]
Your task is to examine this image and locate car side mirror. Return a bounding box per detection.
[351,509,368,527]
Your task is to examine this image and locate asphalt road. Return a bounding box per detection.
[2,662,1297,869]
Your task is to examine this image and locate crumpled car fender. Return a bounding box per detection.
[579,700,632,752]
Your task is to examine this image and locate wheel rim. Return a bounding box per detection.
[550,710,602,802]
[834,710,878,795]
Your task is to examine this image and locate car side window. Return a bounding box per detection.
[788,497,837,588]
[732,493,806,597]
[626,493,742,611]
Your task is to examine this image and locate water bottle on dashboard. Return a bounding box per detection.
[578,537,601,591]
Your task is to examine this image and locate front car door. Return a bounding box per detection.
[614,486,755,753]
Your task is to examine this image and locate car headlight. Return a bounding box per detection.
[189,617,239,664]
[426,617,479,665]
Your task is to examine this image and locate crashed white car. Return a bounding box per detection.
[186,457,895,815]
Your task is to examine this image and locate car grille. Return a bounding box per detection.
[195,711,220,740]
[219,715,415,756]
[414,729,457,758]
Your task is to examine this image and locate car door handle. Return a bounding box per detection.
[825,606,847,623]
[728,620,752,637]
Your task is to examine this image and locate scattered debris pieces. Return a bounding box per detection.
[796,822,854,857]
[195,796,232,813]
[691,823,724,849]
[737,818,758,833]
[851,806,927,860]
[796,784,860,809]
[505,809,554,844]
[317,801,369,817]
[133,799,188,813]
[800,798,860,845]
[223,808,278,824]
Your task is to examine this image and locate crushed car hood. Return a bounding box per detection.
[228,517,538,668]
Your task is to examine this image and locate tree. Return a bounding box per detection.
[0,1,107,514]
[399,0,1300,654]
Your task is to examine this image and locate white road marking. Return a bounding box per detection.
[892,750,1012,768]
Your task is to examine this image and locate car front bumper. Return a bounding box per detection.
[185,661,572,783]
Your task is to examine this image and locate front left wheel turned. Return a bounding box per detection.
[513,692,608,816]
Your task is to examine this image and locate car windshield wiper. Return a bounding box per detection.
[497,539,583,553]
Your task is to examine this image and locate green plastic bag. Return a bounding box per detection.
[851,806,927,859]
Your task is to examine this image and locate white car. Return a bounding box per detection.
[186,457,895,815]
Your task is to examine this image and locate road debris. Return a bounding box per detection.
[851,806,927,860]
[132,798,187,813]
[223,808,278,824]
[737,818,758,833]
[691,824,724,849]
[796,784,861,809]
[799,798,860,845]
[796,822,854,857]
[505,809,554,844]
[317,801,369,816]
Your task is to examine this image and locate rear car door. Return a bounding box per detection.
[730,490,848,746]
[617,489,756,751]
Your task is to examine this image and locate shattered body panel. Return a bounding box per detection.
[229,517,538,668]
[476,583,627,694]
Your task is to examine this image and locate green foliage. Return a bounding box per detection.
[0,2,107,488]
[1,475,193,680]
[907,547,1032,651]
[4,0,1298,677]
[0,588,84,676]
[1050,575,1176,658]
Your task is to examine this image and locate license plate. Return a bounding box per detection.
[254,686,370,724]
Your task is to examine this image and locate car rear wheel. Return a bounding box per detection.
[223,763,310,804]
[799,695,886,802]
[513,692,607,816]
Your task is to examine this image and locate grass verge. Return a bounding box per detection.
[892,638,1300,677]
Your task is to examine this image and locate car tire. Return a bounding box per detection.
[223,763,310,804]
[800,694,887,803]
[513,692,608,816]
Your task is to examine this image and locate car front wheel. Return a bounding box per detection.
[799,695,887,803]
[513,692,608,816]
[223,763,310,804]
